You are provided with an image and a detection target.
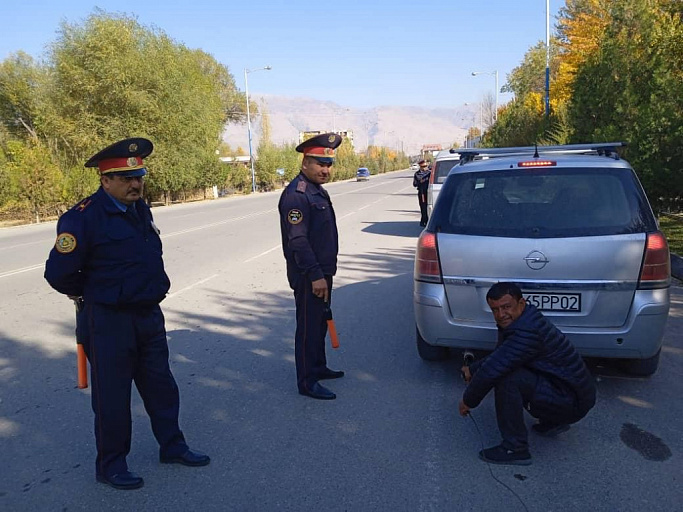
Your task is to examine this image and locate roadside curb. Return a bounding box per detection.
[672,253,683,281]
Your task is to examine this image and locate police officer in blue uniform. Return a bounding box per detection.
[45,138,209,490]
[413,159,431,226]
[279,133,345,400]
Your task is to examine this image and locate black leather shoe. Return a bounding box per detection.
[319,368,345,380]
[160,449,211,467]
[299,382,336,400]
[96,471,144,490]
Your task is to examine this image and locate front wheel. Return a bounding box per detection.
[416,327,448,361]
[619,349,661,377]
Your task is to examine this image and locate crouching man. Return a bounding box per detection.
[459,282,596,465]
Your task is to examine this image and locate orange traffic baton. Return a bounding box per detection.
[324,303,340,349]
[73,299,88,389]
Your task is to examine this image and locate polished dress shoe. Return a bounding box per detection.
[299,382,336,400]
[96,471,144,490]
[160,449,211,467]
[318,368,345,380]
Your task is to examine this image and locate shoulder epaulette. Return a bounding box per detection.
[74,198,93,212]
[296,180,307,193]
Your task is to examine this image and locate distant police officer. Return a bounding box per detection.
[45,138,209,490]
[278,133,345,400]
[413,159,431,226]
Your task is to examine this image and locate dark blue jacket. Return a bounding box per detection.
[464,304,596,420]
[278,173,338,289]
[413,169,430,193]
[45,187,170,307]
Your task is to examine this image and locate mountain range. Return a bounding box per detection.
[222,94,480,156]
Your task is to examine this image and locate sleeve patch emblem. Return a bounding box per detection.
[55,233,77,254]
[288,209,303,224]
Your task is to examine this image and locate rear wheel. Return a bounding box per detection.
[619,349,661,377]
[416,327,449,361]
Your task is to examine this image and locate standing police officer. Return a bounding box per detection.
[413,159,431,226]
[278,133,345,400]
[45,138,209,490]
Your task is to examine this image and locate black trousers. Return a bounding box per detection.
[417,190,428,225]
[80,303,188,478]
[493,367,579,451]
[293,275,332,392]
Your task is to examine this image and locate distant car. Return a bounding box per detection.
[410,163,419,171]
[414,142,671,376]
[427,149,461,217]
[356,167,370,181]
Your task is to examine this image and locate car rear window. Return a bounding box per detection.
[433,159,460,184]
[432,167,657,238]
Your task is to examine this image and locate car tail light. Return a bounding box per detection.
[638,231,670,289]
[414,231,442,283]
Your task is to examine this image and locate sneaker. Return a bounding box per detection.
[532,422,571,437]
[478,444,532,466]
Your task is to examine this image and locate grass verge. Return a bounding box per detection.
[660,214,683,256]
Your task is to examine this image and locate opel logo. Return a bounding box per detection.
[524,250,549,270]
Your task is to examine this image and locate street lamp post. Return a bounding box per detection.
[471,70,499,122]
[244,65,272,194]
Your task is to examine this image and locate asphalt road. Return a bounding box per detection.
[0,169,681,511]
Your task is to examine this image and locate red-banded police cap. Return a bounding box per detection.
[85,138,153,177]
[295,133,342,163]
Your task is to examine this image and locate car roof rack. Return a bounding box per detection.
[453,142,627,164]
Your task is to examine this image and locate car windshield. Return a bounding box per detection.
[432,167,657,238]
[433,159,460,184]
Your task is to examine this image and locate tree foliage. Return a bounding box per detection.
[0,10,248,217]
[487,0,682,210]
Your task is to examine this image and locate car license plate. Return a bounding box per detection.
[523,292,581,312]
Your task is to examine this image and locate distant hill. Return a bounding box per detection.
[222,94,478,156]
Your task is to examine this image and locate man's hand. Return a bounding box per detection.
[461,365,471,383]
[458,400,471,417]
[311,278,329,302]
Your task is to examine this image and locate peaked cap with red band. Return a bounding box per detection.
[295,133,342,164]
[85,137,153,177]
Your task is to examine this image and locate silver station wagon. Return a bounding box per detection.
[413,143,671,376]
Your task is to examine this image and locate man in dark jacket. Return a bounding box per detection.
[459,282,596,465]
[412,160,431,226]
[279,133,345,400]
[45,138,209,490]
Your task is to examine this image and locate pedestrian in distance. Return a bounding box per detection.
[45,138,209,490]
[278,133,345,400]
[459,282,596,465]
[413,159,431,226]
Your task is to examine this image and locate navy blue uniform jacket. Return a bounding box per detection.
[44,187,170,307]
[278,173,338,289]
[413,169,430,194]
[463,304,596,420]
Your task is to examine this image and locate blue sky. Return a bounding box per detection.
[1,0,563,109]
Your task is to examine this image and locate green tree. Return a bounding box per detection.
[568,0,683,209]
[44,10,246,200]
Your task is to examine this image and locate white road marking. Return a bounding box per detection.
[244,245,281,263]
[0,240,47,252]
[161,209,276,239]
[0,263,45,279]
[165,273,219,300]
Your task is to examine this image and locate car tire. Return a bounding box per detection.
[619,349,661,377]
[416,327,448,361]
